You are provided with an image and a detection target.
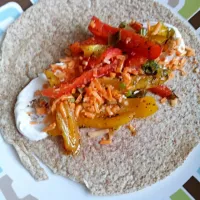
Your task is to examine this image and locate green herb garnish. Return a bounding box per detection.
[125,90,132,97]
[119,22,127,28]
[119,82,126,90]
[142,60,160,75]
[140,28,147,36]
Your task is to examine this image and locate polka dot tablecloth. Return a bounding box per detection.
[0,1,200,200]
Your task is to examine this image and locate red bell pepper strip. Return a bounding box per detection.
[69,42,82,56]
[86,47,122,69]
[99,47,122,62]
[117,29,162,60]
[41,63,118,98]
[88,16,119,39]
[81,36,107,45]
[125,55,147,68]
[148,85,172,98]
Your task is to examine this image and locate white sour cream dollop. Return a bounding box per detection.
[15,73,49,141]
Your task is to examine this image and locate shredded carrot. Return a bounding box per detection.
[127,124,136,136]
[51,95,74,113]
[35,107,47,115]
[151,22,162,35]
[176,38,181,46]
[185,46,195,57]
[34,90,41,96]
[72,88,76,94]
[108,130,114,140]
[110,72,116,78]
[75,105,82,118]
[107,85,114,100]
[26,111,33,116]
[116,55,126,73]
[176,50,182,56]
[93,79,103,91]
[99,139,111,145]
[180,70,187,76]
[168,72,175,80]
[43,122,56,132]
[30,121,38,125]
[179,58,187,68]
[111,105,120,114]
[83,96,90,103]
[91,91,104,104]
[94,101,100,113]
[69,102,75,109]
[86,105,95,113]
[84,111,95,119]
[122,72,131,85]
[124,67,139,75]
[90,20,96,28]
[160,97,167,104]
[106,106,114,116]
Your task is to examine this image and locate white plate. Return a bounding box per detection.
[1,134,200,200]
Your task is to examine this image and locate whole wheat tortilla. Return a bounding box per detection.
[0,0,200,195]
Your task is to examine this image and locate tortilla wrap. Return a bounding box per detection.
[0,0,200,195]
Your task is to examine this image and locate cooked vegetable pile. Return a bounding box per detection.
[33,16,195,155]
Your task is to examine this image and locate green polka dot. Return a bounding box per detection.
[179,0,200,19]
[170,189,191,200]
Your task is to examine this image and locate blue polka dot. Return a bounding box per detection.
[31,0,39,4]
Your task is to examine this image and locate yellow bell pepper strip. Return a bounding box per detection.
[44,70,60,87]
[147,22,175,44]
[118,96,158,117]
[47,125,61,136]
[81,44,107,57]
[77,96,158,129]
[56,101,80,155]
[98,73,168,91]
[78,112,134,129]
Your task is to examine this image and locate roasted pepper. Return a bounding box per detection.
[148,22,175,44]
[56,101,80,155]
[44,70,60,87]
[81,44,107,57]
[78,112,134,129]
[77,96,158,128]
[98,72,168,91]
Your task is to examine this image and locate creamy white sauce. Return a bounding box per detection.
[15,24,185,141]
[15,73,49,141]
[164,23,185,53]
